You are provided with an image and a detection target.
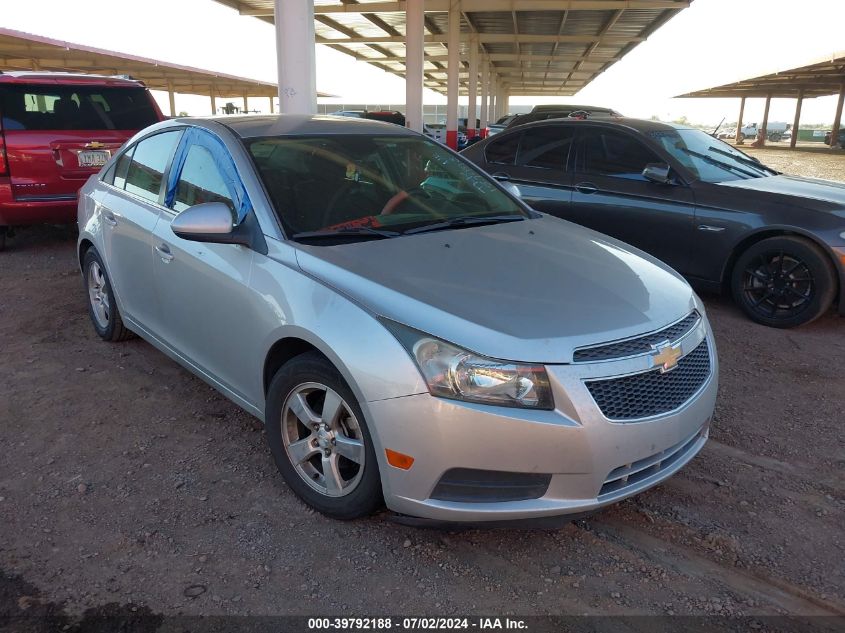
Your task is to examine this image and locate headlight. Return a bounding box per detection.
[383,320,553,410]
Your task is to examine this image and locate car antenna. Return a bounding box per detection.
[711,116,726,137]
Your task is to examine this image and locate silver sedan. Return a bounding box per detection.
[77,115,718,524]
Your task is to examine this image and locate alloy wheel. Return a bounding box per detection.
[741,250,814,320]
[87,261,111,328]
[281,382,366,498]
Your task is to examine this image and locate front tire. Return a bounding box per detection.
[82,248,134,342]
[730,236,836,328]
[265,352,383,519]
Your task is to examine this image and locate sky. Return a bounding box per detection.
[5,0,845,125]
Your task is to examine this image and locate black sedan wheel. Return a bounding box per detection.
[731,236,836,328]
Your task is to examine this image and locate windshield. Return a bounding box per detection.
[247,134,526,239]
[649,128,776,182]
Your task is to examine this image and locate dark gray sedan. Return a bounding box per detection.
[462,118,845,328]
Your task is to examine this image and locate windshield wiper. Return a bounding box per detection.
[675,146,761,179]
[707,145,778,175]
[402,214,525,236]
[291,227,401,241]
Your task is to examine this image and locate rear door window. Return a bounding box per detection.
[122,131,182,203]
[516,126,574,171]
[485,132,521,165]
[0,85,159,131]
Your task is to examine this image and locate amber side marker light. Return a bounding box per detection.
[834,246,845,267]
[385,449,415,470]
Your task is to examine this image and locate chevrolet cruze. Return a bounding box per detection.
[77,115,718,524]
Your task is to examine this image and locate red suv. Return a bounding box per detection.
[0,72,165,249]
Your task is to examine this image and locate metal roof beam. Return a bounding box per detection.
[366,53,618,63]
[242,1,691,15]
[317,33,644,44]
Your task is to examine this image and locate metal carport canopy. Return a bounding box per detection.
[677,50,845,99]
[676,50,845,149]
[0,27,333,112]
[212,0,691,97]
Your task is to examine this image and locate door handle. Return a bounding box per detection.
[491,172,511,181]
[574,182,598,194]
[155,243,174,263]
[103,211,118,226]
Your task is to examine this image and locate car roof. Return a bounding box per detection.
[510,116,690,134]
[0,70,146,87]
[180,114,418,139]
[531,104,616,113]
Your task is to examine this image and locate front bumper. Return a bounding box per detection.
[368,320,718,523]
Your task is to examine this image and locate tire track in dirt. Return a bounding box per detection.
[590,518,845,618]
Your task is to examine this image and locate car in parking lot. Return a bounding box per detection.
[0,71,165,249]
[488,114,518,136]
[77,114,717,524]
[331,109,406,126]
[824,129,844,146]
[506,105,622,129]
[461,117,845,328]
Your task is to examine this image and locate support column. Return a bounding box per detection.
[466,34,478,138]
[830,83,845,149]
[735,97,745,143]
[269,97,275,113]
[479,59,489,138]
[242,94,249,114]
[275,0,317,114]
[445,0,460,150]
[210,91,217,116]
[167,81,176,117]
[501,88,509,119]
[494,81,504,120]
[790,89,803,149]
[405,0,424,133]
[759,94,772,146]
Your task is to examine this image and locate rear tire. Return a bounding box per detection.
[265,351,383,519]
[730,236,836,328]
[82,248,134,342]
[0,227,7,252]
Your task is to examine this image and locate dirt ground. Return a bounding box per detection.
[740,146,845,181]
[1,149,844,625]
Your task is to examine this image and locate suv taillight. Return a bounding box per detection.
[0,113,7,176]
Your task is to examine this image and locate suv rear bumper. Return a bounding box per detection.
[0,183,77,225]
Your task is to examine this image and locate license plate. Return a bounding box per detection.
[78,150,110,167]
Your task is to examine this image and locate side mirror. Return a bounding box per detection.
[171,201,251,247]
[642,163,672,185]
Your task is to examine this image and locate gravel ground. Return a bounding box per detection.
[1,150,844,624]
[740,146,845,181]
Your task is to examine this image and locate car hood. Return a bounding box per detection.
[717,174,845,210]
[294,215,698,363]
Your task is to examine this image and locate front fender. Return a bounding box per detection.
[250,238,428,416]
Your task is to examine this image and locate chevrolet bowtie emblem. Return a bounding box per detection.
[85,141,106,149]
[651,341,682,373]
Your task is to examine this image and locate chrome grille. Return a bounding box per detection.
[599,426,705,497]
[585,340,711,421]
[573,311,700,362]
